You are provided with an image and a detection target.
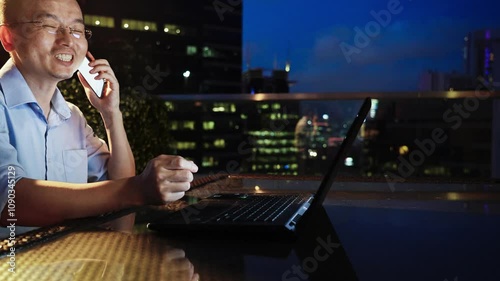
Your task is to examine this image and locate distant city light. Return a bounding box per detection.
[308,150,318,158]
[176,29,181,34]
[344,157,354,167]
[95,20,100,26]
[399,145,409,155]
[183,70,191,78]
[447,192,460,200]
[322,114,329,120]
[123,23,129,29]
[164,27,169,32]
[144,25,150,31]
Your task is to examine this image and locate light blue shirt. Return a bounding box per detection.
[0,59,110,231]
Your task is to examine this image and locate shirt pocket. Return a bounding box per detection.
[63,149,88,183]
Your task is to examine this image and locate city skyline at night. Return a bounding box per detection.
[244,0,500,93]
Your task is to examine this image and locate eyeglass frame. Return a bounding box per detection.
[0,20,92,40]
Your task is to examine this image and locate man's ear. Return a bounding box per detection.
[0,26,15,52]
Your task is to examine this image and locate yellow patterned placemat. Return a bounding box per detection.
[0,230,191,281]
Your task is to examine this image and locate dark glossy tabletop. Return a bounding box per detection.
[1,175,500,281]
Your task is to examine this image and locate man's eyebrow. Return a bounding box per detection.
[34,13,84,25]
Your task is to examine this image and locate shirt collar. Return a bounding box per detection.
[0,59,71,120]
[50,88,71,120]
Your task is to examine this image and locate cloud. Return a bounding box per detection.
[291,62,419,93]
[311,18,470,65]
[290,18,477,92]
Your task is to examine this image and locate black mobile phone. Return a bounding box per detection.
[77,56,104,98]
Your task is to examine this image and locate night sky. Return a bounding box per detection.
[244,0,500,93]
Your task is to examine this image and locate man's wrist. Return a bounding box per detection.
[101,110,123,128]
[123,176,145,208]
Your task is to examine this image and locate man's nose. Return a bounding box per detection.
[56,27,75,46]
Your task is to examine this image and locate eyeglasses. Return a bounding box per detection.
[3,20,92,40]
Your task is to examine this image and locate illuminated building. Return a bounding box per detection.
[242,68,293,93]
[164,100,247,173]
[163,97,367,176]
[164,99,300,174]
[78,0,242,94]
[418,70,477,91]
[464,29,500,88]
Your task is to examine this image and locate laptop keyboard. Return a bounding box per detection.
[213,195,305,223]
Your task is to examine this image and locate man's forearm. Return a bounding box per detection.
[0,177,143,227]
[102,111,136,179]
[101,110,137,231]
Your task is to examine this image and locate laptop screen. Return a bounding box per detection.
[306,98,372,209]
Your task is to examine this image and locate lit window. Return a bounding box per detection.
[182,121,195,130]
[84,15,114,28]
[164,24,182,35]
[164,102,175,110]
[203,121,215,130]
[176,142,196,150]
[187,45,198,56]
[344,157,354,167]
[214,139,225,148]
[122,19,157,32]
[202,156,218,167]
[203,46,216,58]
[212,103,235,112]
[168,121,178,130]
[399,146,409,155]
[258,104,269,110]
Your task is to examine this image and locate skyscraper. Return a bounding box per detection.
[79,0,242,94]
[464,29,499,88]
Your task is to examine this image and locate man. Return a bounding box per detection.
[0,0,198,232]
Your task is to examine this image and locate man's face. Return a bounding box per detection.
[9,0,88,83]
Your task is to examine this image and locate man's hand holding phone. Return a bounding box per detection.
[77,52,121,118]
[78,56,104,98]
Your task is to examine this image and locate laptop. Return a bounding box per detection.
[147,98,371,239]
